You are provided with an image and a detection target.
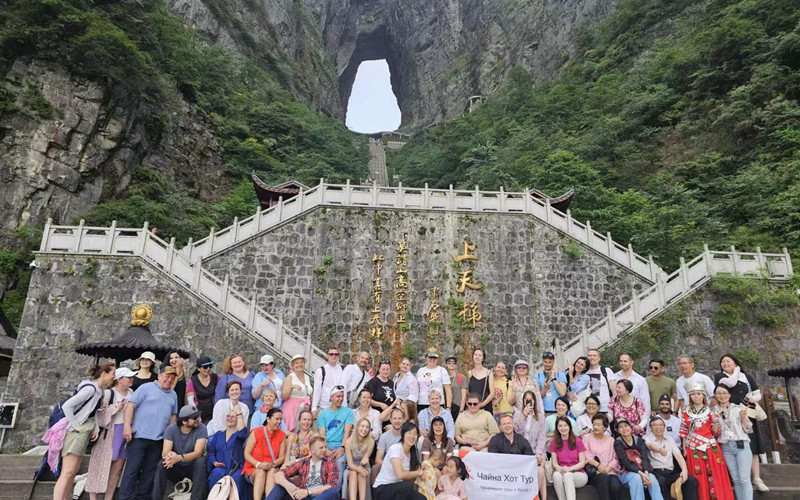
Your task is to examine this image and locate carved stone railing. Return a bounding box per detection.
[540,245,794,371]
[37,219,327,373]
[182,180,663,282]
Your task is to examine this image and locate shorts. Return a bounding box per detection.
[111,424,127,460]
[62,417,95,457]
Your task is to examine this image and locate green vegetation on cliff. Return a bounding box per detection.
[0,0,368,326]
[389,0,800,269]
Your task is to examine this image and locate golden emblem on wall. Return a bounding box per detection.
[130,303,153,327]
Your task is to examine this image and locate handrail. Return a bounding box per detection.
[37,218,327,373]
[179,180,663,282]
[536,244,793,372]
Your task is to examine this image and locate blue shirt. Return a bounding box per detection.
[252,369,285,410]
[317,406,354,449]
[536,370,568,412]
[130,381,178,440]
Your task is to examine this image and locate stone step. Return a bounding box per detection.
[0,480,53,500]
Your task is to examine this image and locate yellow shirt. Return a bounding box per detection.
[493,377,514,414]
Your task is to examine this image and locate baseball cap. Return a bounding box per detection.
[330,385,345,396]
[426,349,439,358]
[260,354,275,365]
[178,404,201,419]
[196,355,213,367]
[115,367,136,379]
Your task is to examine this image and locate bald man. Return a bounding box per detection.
[343,351,372,407]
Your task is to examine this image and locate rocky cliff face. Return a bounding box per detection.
[0,60,224,249]
[171,0,619,129]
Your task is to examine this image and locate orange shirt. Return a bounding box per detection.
[243,426,286,477]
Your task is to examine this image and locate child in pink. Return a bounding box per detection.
[436,456,469,500]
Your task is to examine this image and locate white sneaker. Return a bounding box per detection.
[753,477,770,492]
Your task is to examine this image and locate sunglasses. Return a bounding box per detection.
[467,402,479,407]
[199,365,213,369]
[333,385,345,391]
[649,366,660,370]
[542,352,554,358]
[328,352,340,356]
[381,359,391,364]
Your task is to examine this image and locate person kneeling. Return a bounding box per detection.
[267,436,339,500]
[614,418,663,500]
[646,417,698,500]
[152,405,208,500]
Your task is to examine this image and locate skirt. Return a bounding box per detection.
[686,444,734,500]
[282,397,311,432]
[62,417,95,457]
[111,424,127,461]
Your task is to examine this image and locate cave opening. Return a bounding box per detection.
[345,59,401,134]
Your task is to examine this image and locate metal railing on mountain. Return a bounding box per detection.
[537,245,794,372]
[37,218,326,373]
[181,180,664,282]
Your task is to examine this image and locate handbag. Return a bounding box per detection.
[168,478,193,500]
[584,455,599,479]
[746,402,767,422]
[625,448,643,470]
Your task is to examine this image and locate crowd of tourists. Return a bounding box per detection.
[43,346,769,500]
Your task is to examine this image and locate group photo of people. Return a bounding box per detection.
[42,344,770,500]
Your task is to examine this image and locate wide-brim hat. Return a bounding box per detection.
[138,351,156,362]
[291,354,305,363]
[514,359,529,368]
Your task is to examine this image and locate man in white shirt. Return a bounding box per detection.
[312,347,345,416]
[615,353,651,418]
[416,350,452,412]
[645,416,698,500]
[647,395,681,447]
[675,355,715,410]
[585,349,618,413]
[343,351,372,407]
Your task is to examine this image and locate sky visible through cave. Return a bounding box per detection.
[346,60,401,134]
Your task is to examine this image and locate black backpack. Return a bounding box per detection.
[47,382,104,428]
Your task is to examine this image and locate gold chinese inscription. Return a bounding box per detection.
[370,254,384,339]
[451,239,483,328]
[394,240,409,324]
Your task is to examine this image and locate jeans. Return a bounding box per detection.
[722,441,754,500]
[552,471,588,500]
[151,457,207,500]
[328,446,347,491]
[619,471,664,500]
[588,472,622,500]
[265,484,340,500]
[118,438,162,500]
[373,482,426,500]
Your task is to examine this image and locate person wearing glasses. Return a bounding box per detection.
[312,347,345,418]
[317,385,354,490]
[645,360,676,416]
[186,355,218,424]
[536,352,567,416]
[454,392,499,452]
[648,395,681,447]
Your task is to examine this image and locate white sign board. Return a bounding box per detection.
[460,450,540,500]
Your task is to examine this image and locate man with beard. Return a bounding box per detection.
[151,404,208,500]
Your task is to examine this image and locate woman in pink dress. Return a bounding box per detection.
[280,354,313,431]
[680,381,734,500]
[607,379,647,436]
[436,456,468,500]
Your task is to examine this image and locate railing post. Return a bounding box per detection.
[138,221,149,255]
[165,237,176,273]
[105,220,117,253]
[607,306,618,340]
[219,274,229,312]
[299,188,305,211]
[581,321,589,354]
[192,257,203,292]
[703,244,713,275]
[207,227,215,255]
[276,315,284,353]
[254,204,262,232]
[606,232,614,257]
[232,217,239,242]
[648,255,657,281]
[756,246,765,269]
[499,186,505,212]
[656,275,666,308]
[680,257,690,291]
[423,183,429,209]
[371,181,378,207]
[524,188,531,213]
[566,209,573,234]
[186,237,193,261]
[474,185,480,211]
[247,291,259,330]
[586,221,592,247]
[345,179,352,205]
[74,219,86,252]
[40,217,53,252]
[783,247,793,277]
[448,185,454,210]
[397,181,404,207]
[631,286,642,324]
[277,196,284,221]
[627,243,635,267]
[731,245,739,274]
[544,198,551,223]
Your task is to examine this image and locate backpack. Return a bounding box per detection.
[48,382,103,428]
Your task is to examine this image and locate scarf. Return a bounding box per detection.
[260,404,273,414]
[718,367,749,389]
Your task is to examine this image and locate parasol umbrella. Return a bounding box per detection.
[75,304,191,364]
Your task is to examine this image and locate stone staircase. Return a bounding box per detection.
[1,453,797,499]
[368,138,388,186]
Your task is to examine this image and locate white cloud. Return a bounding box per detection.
[346,60,401,134]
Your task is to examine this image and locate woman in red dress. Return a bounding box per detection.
[680,381,734,500]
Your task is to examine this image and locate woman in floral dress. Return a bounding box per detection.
[680,381,734,500]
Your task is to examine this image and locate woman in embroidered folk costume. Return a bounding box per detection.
[680,380,734,500]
